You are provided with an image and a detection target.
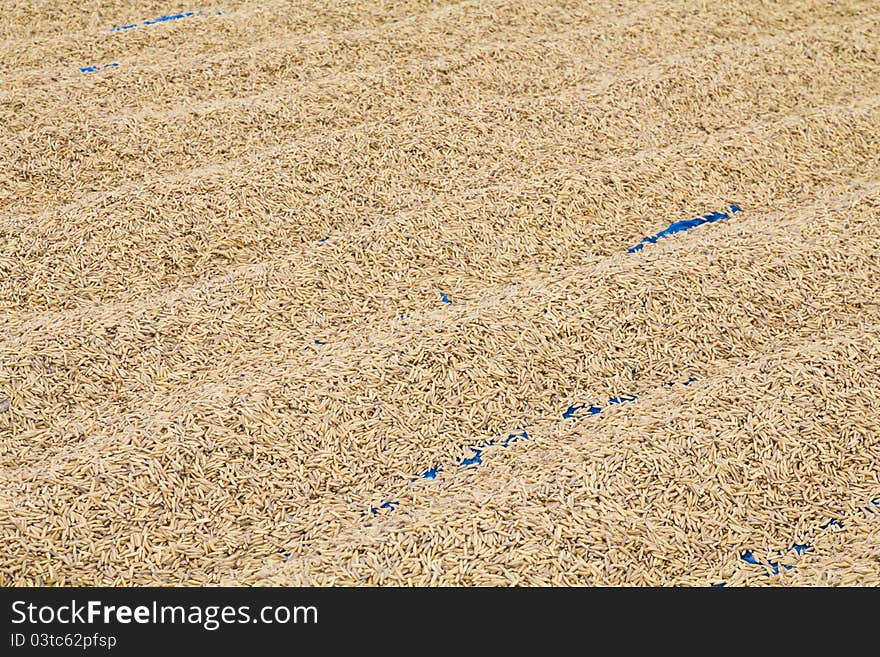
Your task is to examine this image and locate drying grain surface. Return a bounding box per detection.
[1,0,878,586]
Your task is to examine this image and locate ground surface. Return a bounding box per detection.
[1,1,878,585]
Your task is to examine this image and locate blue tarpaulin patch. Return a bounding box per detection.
[563,403,607,419]
[440,293,451,304]
[502,431,529,447]
[80,62,118,73]
[740,550,760,565]
[739,550,794,575]
[108,10,207,32]
[366,380,691,517]
[369,500,400,514]
[561,404,582,419]
[628,205,743,253]
[732,499,879,582]
[418,432,529,482]
[564,395,634,420]
[458,448,483,467]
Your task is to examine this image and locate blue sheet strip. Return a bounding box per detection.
[734,498,879,580]
[362,379,695,517]
[628,205,742,253]
[80,62,119,73]
[108,10,203,32]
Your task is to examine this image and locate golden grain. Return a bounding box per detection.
[1,0,878,587]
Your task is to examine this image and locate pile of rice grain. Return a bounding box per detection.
[1,0,878,586]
